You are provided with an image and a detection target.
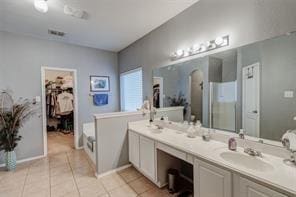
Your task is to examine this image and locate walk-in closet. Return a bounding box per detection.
[44,69,75,154]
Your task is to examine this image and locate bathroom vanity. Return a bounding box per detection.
[128,120,296,197]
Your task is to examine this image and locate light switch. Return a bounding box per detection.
[35,96,41,102]
[284,91,294,98]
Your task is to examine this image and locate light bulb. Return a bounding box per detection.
[200,44,206,52]
[192,44,200,52]
[215,36,224,46]
[176,49,184,57]
[34,0,48,13]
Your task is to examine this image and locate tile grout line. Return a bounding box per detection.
[118,172,143,196]
[66,151,81,197]
[20,163,31,197]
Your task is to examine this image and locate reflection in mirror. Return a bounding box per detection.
[153,32,296,142]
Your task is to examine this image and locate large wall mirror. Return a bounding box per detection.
[153,32,296,143]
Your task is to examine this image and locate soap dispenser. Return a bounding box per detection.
[228,138,237,151]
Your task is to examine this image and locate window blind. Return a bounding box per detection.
[120,68,143,111]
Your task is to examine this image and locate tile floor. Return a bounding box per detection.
[0,149,174,197]
[47,132,74,155]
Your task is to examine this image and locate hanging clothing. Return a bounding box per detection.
[57,92,74,114]
[61,75,73,89]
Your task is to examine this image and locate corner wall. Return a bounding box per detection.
[0,31,119,163]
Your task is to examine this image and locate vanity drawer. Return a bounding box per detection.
[157,143,186,161]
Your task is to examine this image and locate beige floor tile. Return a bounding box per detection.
[26,173,50,185]
[108,184,137,197]
[28,165,49,175]
[0,189,22,197]
[50,163,71,176]
[69,159,90,169]
[0,177,26,191]
[23,178,50,194]
[72,165,94,177]
[100,194,110,197]
[78,181,107,197]
[118,166,142,183]
[47,132,74,155]
[51,172,75,186]
[100,173,126,191]
[23,188,50,197]
[140,187,173,197]
[51,179,78,197]
[75,174,100,189]
[129,176,155,194]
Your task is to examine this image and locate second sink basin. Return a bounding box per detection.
[219,151,274,172]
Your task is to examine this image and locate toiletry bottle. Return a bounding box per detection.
[187,122,196,138]
[228,137,237,151]
[239,129,245,139]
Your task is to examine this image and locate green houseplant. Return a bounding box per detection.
[0,90,37,171]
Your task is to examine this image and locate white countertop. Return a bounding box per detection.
[128,120,296,195]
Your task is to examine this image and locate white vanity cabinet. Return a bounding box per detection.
[233,174,288,197]
[139,136,156,181]
[128,130,140,168]
[128,131,156,181]
[194,158,232,197]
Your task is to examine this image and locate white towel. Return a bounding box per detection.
[282,130,296,151]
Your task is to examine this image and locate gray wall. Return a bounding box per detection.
[119,0,296,101]
[0,31,119,163]
[238,34,296,141]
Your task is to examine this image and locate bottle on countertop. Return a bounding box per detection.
[228,137,237,151]
[187,122,196,138]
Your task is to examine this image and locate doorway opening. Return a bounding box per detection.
[153,77,164,108]
[188,69,203,123]
[41,67,79,156]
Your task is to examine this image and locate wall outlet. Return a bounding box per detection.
[284,90,294,98]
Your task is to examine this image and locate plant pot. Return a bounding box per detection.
[5,150,16,171]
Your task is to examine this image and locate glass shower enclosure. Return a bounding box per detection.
[210,81,237,132]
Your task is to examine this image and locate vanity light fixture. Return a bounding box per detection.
[171,35,229,60]
[34,0,48,13]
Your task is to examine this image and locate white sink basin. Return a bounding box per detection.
[219,151,274,172]
[147,125,162,134]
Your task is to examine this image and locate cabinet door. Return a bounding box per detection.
[128,131,140,168]
[139,136,155,181]
[194,159,232,197]
[233,175,288,197]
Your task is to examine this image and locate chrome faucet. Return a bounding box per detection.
[244,147,262,157]
[238,129,262,157]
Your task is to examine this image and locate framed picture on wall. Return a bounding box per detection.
[90,76,110,92]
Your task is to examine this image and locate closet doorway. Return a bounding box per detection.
[41,67,78,156]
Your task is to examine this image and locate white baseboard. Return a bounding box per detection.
[95,164,132,178]
[76,146,84,150]
[0,154,45,167]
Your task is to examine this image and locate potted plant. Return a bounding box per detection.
[0,90,37,171]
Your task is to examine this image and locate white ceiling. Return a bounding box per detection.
[0,0,199,52]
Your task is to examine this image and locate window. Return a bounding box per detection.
[120,68,143,111]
